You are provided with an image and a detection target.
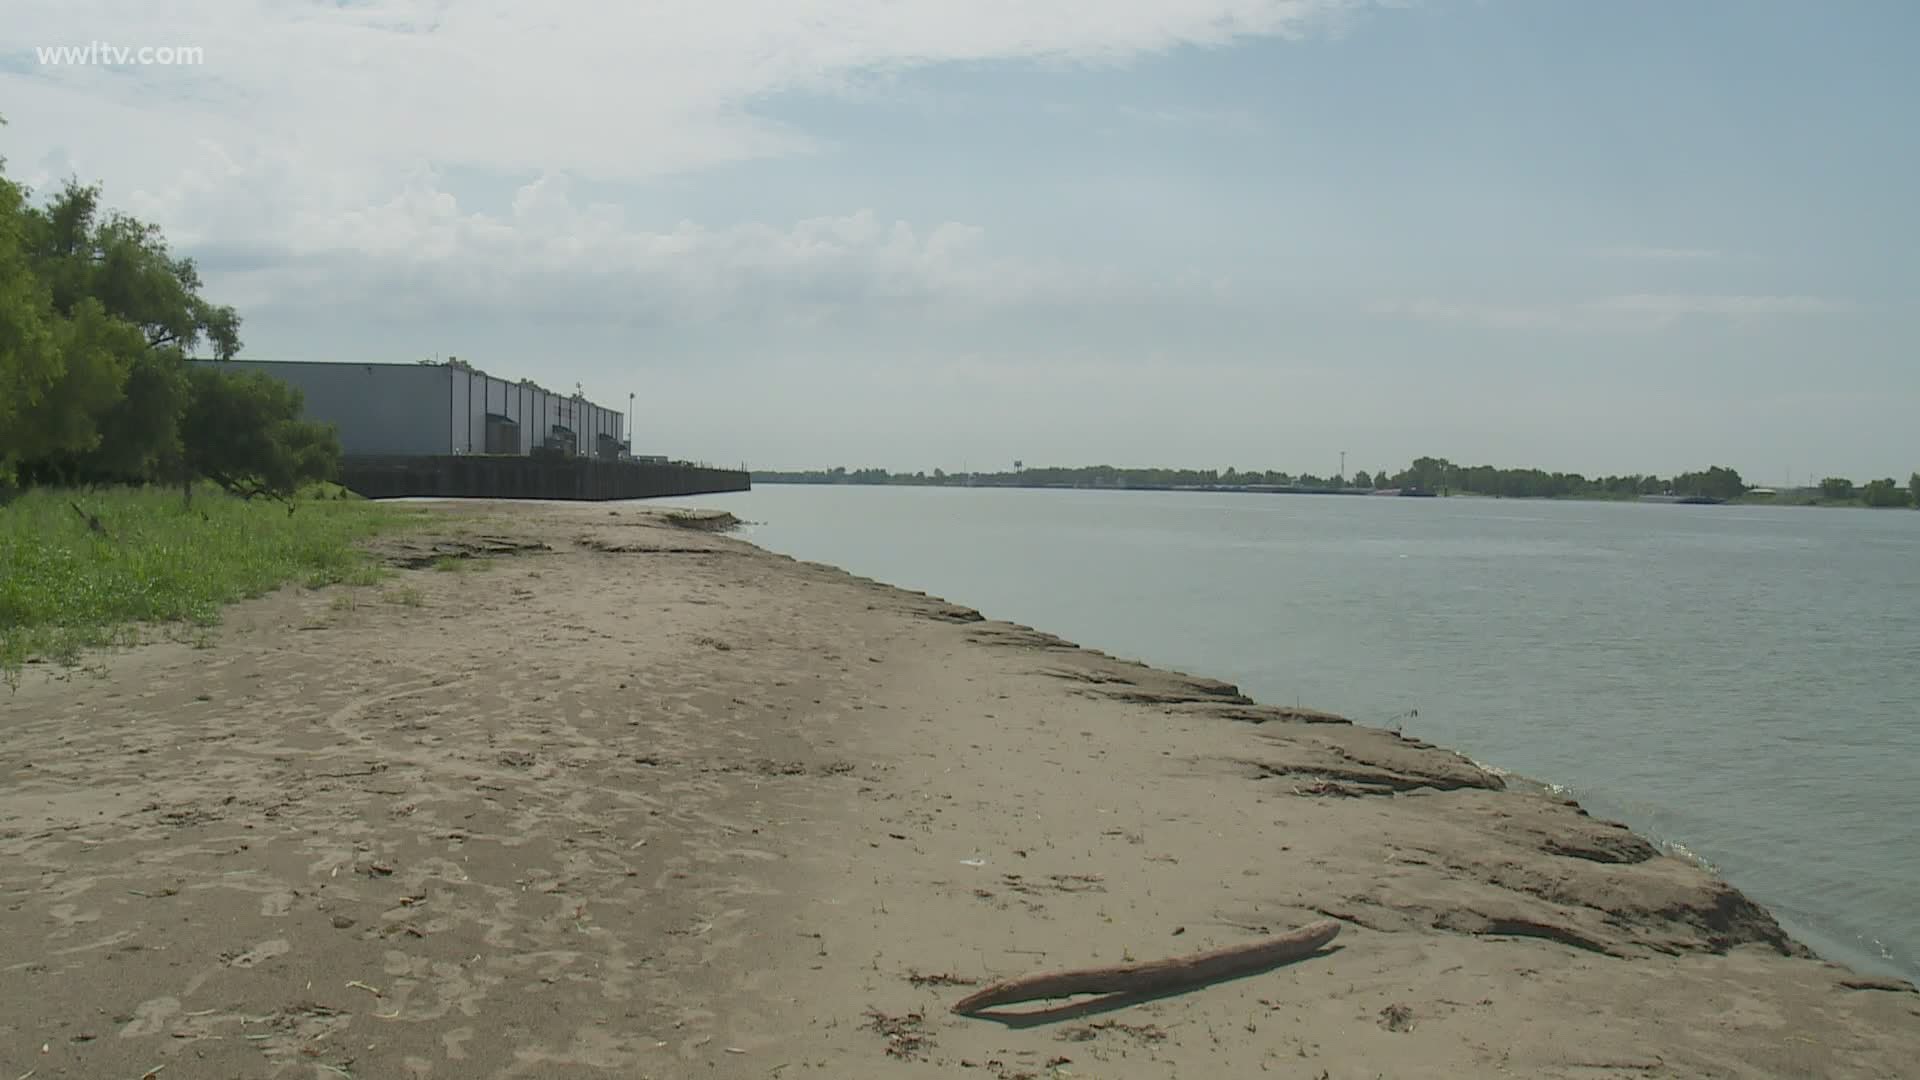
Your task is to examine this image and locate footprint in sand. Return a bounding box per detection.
[225,938,290,968]
[118,996,180,1038]
[442,1026,474,1060]
[47,902,101,929]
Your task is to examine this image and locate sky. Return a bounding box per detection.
[3,0,1915,480]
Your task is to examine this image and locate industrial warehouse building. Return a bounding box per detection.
[194,359,632,460]
[187,358,744,501]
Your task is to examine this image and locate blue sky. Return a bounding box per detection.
[3,0,1914,480]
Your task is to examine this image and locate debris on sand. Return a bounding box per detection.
[907,970,980,988]
[661,509,741,532]
[1059,1019,1169,1044]
[864,1008,933,1059]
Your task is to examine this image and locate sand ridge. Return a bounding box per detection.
[2,501,1915,1078]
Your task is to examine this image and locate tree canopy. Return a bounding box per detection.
[1862,478,1913,509]
[0,158,337,499]
[752,458,1755,499]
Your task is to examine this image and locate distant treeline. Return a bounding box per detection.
[2,148,338,502]
[755,458,1920,507]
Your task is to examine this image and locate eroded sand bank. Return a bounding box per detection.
[2,502,1915,1078]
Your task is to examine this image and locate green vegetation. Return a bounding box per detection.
[756,458,1752,500]
[758,458,1917,509]
[1,143,338,502]
[0,127,383,677]
[1863,478,1915,508]
[1,487,417,676]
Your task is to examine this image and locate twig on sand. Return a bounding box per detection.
[345,980,384,998]
[950,919,1340,1015]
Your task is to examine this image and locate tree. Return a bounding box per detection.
[1373,470,1390,489]
[1910,472,1919,507]
[0,171,70,484]
[1671,465,1746,501]
[1819,477,1855,501]
[2,165,258,491]
[1862,478,1912,509]
[1352,470,1372,489]
[180,368,339,502]
[76,347,190,482]
[3,298,139,483]
[24,180,240,360]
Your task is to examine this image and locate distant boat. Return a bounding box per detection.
[1398,487,1437,498]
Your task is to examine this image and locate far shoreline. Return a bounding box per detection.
[750,477,1918,510]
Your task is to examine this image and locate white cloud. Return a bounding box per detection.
[196,171,1195,328]
[5,1,1367,201]
[2,1,1370,330]
[1374,294,1857,332]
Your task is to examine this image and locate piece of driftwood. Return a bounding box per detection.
[950,918,1341,1014]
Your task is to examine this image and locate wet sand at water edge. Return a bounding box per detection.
[3,502,1916,1078]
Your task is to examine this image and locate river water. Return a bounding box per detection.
[672,484,1920,981]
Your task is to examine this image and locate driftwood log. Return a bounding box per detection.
[950,918,1341,1015]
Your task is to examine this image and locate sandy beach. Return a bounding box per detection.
[3,501,1915,1079]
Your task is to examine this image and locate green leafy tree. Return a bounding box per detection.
[1862,478,1912,508]
[76,348,190,482]
[17,181,243,483]
[3,298,139,482]
[180,368,339,502]
[1819,477,1855,501]
[1910,472,1919,506]
[1671,466,1746,501]
[26,181,240,359]
[1351,470,1372,488]
[0,170,68,484]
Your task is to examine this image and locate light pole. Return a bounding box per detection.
[1339,450,1346,485]
[627,392,635,458]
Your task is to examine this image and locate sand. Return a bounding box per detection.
[3,501,1915,1079]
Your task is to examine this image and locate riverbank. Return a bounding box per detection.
[2,501,1914,1078]
[0,486,421,678]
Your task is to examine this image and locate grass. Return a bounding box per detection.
[1,485,424,678]
[383,585,425,607]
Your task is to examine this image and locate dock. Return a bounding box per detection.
[341,455,750,501]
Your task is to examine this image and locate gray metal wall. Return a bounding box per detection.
[204,360,452,456]
[449,368,623,456]
[192,361,624,459]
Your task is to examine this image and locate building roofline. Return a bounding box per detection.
[202,358,455,371]
[193,359,622,416]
